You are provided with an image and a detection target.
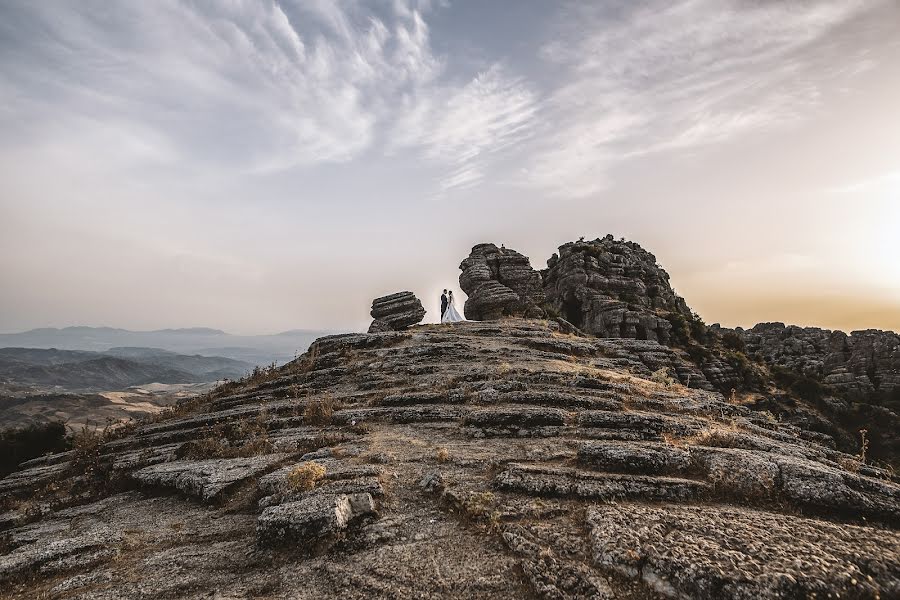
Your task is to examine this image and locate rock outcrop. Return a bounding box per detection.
[458,244,544,320]
[2,319,899,599]
[542,236,691,343]
[735,323,900,398]
[368,291,425,333]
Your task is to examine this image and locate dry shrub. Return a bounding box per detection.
[435,447,450,463]
[349,421,372,435]
[177,415,273,459]
[286,462,326,492]
[649,367,676,388]
[303,395,336,426]
[462,491,496,519]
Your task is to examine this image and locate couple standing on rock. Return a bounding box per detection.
[440,289,464,324]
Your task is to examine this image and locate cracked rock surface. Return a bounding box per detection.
[1,319,899,598]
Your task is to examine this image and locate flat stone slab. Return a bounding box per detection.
[464,406,568,428]
[587,503,900,599]
[496,463,710,502]
[257,492,376,545]
[132,454,288,501]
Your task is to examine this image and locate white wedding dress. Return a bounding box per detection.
[442,296,465,323]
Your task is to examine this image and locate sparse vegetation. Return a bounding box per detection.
[303,395,336,426]
[435,447,450,463]
[285,462,326,492]
[461,491,496,519]
[176,414,272,459]
[721,331,746,352]
[650,367,676,388]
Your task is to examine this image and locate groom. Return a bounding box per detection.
[440,289,448,319]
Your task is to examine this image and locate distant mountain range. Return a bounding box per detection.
[0,347,255,392]
[0,326,337,365]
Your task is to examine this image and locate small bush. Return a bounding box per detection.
[462,491,495,519]
[541,304,561,319]
[69,426,106,478]
[303,396,335,426]
[435,447,450,463]
[286,462,326,492]
[650,367,676,388]
[721,331,746,352]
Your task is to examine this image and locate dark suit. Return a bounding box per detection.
[441,294,448,318]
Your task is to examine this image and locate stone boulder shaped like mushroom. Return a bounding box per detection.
[368,291,426,333]
[542,235,693,343]
[458,243,545,320]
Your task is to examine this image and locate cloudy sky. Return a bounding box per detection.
[1,0,898,334]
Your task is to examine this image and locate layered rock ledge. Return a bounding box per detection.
[368,291,426,333]
[2,319,898,599]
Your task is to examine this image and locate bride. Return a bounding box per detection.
[441,290,465,323]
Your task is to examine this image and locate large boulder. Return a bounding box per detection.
[542,235,690,343]
[458,244,545,320]
[368,292,425,332]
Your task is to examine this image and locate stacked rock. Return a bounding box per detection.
[458,244,545,320]
[541,235,691,342]
[368,291,426,333]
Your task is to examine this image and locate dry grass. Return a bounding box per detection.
[435,447,450,463]
[649,367,676,388]
[303,395,337,426]
[176,415,273,460]
[285,462,326,492]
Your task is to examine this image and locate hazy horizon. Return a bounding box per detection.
[2,1,899,336]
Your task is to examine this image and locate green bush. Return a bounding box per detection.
[721,331,746,352]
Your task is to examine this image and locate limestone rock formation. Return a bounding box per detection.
[735,322,900,398]
[368,291,425,332]
[542,236,691,343]
[2,319,899,599]
[458,243,544,320]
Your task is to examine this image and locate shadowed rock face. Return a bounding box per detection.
[542,236,691,343]
[2,319,899,599]
[368,291,426,333]
[459,244,545,320]
[737,322,900,398]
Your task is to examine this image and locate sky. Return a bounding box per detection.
[1,0,899,335]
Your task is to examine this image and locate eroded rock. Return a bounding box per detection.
[459,244,545,320]
[368,292,426,332]
[256,493,376,545]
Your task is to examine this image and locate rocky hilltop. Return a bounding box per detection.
[2,237,900,599]
[461,236,900,464]
[543,236,691,343]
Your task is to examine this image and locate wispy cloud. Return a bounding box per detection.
[0,0,538,191]
[522,0,887,196]
[391,64,539,192]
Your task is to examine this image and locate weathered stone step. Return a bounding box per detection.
[587,502,900,600]
[499,390,622,411]
[331,406,466,425]
[496,463,710,502]
[131,453,289,502]
[577,440,694,475]
[577,409,704,435]
[0,461,70,496]
[256,492,376,546]
[463,406,568,429]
